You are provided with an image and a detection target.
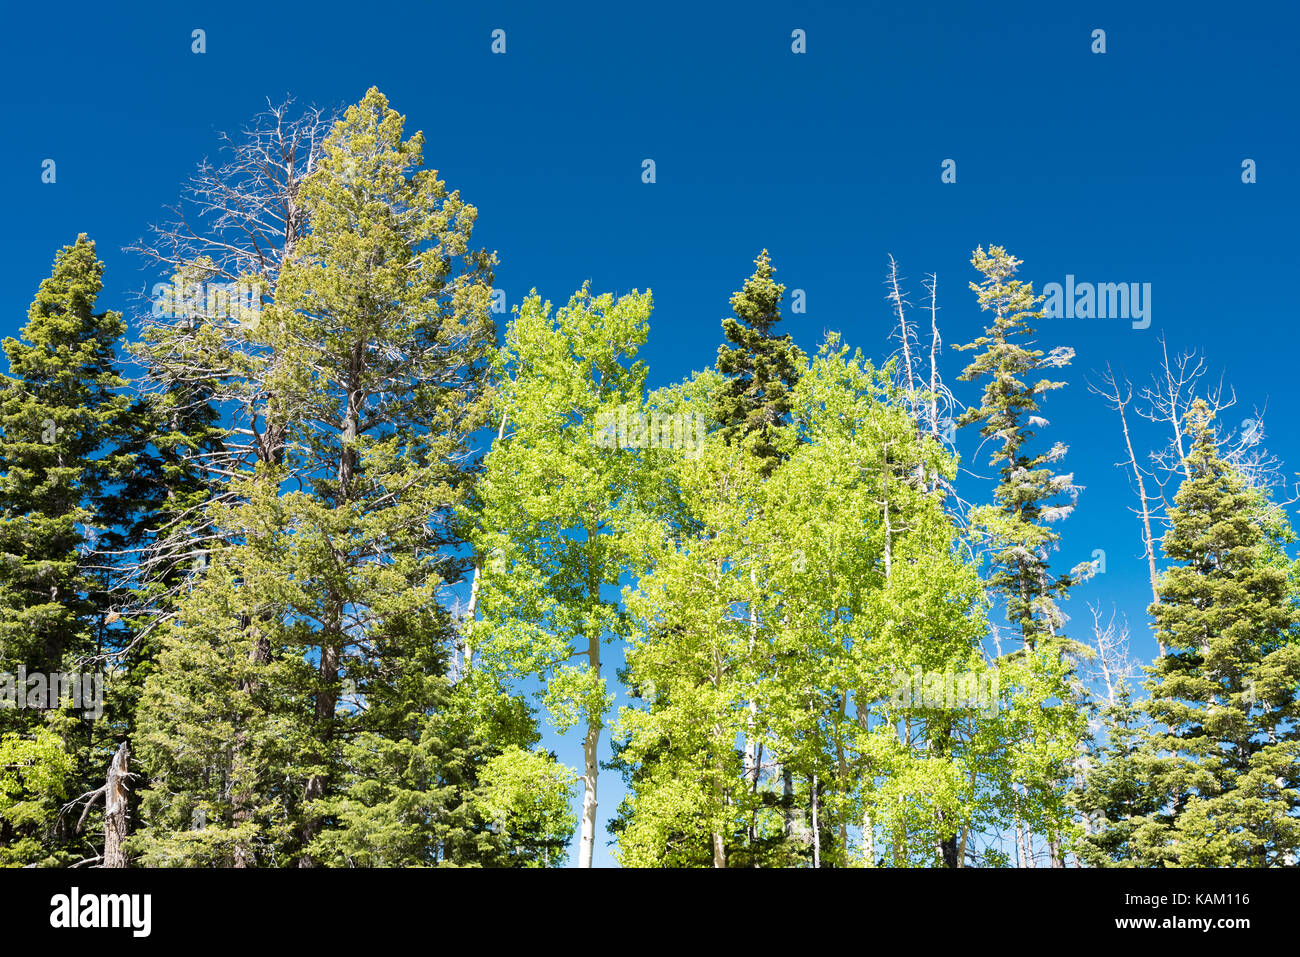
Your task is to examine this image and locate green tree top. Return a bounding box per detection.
[715,250,804,476]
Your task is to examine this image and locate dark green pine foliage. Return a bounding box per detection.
[1131,400,1300,867]
[715,250,805,477]
[104,340,225,705]
[0,236,133,864]
[1074,685,1162,866]
[311,624,557,866]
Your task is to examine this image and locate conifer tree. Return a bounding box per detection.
[0,236,132,865]
[1131,400,1300,866]
[711,251,806,854]
[715,250,804,477]
[954,246,1083,650]
[0,235,131,673]
[1074,685,1161,866]
[953,246,1090,866]
[133,89,546,867]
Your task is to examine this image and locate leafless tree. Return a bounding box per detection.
[1136,334,1292,500]
[60,743,133,868]
[883,258,971,522]
[1089,363,1165,656]
[886,255,918,398]
[89,99,338,653]
[1083,603,1139,707]
[129,96,331,288]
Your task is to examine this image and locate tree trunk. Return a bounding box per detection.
[578,712,599,868]
[299,597,342,866]
[102,743,131,868]
[744,567,760,851]
[578,544,601,869]
[782,766,794,841]
[810,774,821,868]
[1016,811,1031,868]
[940,829,959,867]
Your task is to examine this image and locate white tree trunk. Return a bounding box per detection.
[578,715,599,868]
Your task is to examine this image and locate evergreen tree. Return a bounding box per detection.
[132,88,554,867]
[0,235,131,673]
[0,236,132,865]
[715,250,804,477]
[712,251,806,857]
[953,246,1089,865]
[1074,685,1161,866]
[954,246,1082,650]
[1131,400,1300,867]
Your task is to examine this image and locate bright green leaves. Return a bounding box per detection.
[0,723,77,867]
[467,282,655,865]
[610,336,1001,866]
[478,746,578,866]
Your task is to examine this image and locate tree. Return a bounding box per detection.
[468,284,654,868]
[715,250,805,477]
[1074,684,1161,866]
[0,235,131,675]
[133,88,533,867]
[713,251,806,853]
[0,236,133,865]
[759,338,994,867]
[954,245,1090,866]
[1131,400,1300,866]
[954,246,1084,650]
[612,412,767,867]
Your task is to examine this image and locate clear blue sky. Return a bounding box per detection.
[2,1,1297,866]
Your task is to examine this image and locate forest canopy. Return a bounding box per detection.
[1,89,1297,869]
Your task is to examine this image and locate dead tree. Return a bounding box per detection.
[886,254,918,397]
[62,742,133,868]
[86,99,337,667]
[1089,363,1165,656]
[1136,335,1290,498]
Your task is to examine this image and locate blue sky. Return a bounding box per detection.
[2,1,1297,866]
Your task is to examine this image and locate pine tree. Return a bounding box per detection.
[715,250,805,477]
[0,236,133,865]
[1074,685,1161,866]
[0,235,131,673]
[132,88,550,867]
[954,246,1082,650]
[953,246,1090,866]
[1131,400,1300,867]
[711,251,806,857]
